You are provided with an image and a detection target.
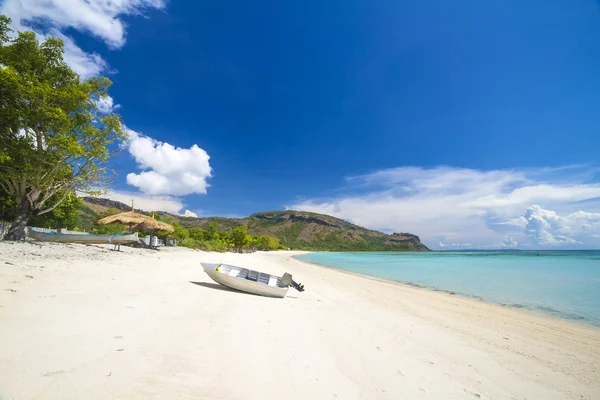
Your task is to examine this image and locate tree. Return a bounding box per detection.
[188,227,206,241]
[0,188,83,230]
[0,16,126,240]
[31,192,83,229]
[172,224,190,241]
[204,222,219,241]
[255,235,280,251]
[230,225,251,251]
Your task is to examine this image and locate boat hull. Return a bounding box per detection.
[28,229,139,244]
[201,262,289,298]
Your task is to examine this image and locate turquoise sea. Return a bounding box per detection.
[295,251,600,326]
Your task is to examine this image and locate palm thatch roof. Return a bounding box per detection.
[97,211,174,233]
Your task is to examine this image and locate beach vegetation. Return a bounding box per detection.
[0,16,126,240]
[230,225,252,251]
[172,224,190,241]
[79,198,429,251]
[0,189,82,230]
[163,222,279,253]
[254,235,280,251]
[93,223,126,235]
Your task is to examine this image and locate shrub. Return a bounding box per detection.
[180,238,201,249]
[197,239,229,253]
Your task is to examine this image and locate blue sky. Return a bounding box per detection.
[3,0,600,249]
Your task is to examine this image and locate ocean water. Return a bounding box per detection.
[295,251,600,326]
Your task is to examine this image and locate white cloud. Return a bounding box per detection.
[502,236,518,247]
[52,30,108,78]
[126,128,213,196]
[288,166,600,249]
[521,205,600,246]
[493,216,528,229]
[94,95,119,114]
[439,242,471,248]
[183,210,198,218]
[525,205,577,247]
[1,0,166,77]
[105,190,185,214]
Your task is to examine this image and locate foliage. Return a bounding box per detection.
[172,223,190,241]
[230,225,251,250]
[31,192,83,229]
[0,16,126,240]
[188,227,206,241]
[77,199,429,252]
[93,223,126,235]
[180,237,201,249]
[0,189,82,229]
[197,239,229,253]
[204,223,219,240]
[255,235,280,251]
[98,208,122,219]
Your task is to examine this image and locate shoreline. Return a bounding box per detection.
[1,242,599,399]
[292,253,599,328]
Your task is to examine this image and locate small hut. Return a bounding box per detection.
[97,210,174,248]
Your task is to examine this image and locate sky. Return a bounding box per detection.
[2,0,600,249]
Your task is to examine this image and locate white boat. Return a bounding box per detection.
[201,262,305,298]
[28,228,139,244]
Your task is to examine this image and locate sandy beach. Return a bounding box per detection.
[0,242,599,400]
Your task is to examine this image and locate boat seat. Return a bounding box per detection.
[258,273,270,284]
[247,270,259,281]
[228,269,239,277]
[268,276,279,286]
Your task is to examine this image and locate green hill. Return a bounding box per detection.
[82,197,429,251]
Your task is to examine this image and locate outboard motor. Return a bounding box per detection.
[281,273,305,292]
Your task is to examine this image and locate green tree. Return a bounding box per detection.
[188,227,206,241]
[0,16,126,240]
[31,192,83,229]
[204,222,219,241]
[255,235,280,251]
[172,224,190,241]
[230,225,251,251]
[0,188,83,230]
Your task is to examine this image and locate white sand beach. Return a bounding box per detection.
[0,242,599,400]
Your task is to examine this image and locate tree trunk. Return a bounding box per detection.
[4,198,33,241]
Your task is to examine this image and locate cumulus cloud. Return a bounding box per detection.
[94,95,119,114]
[523,205,576,246]
[126,129,213,196]
[288,166,600,249]
[1,0,166,77]
[502,236,518,247]
[183,210,198,218]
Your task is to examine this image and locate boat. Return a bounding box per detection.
[201,262,305,298]
[28,228,139,244]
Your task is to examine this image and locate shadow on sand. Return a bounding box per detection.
[189,281,257,296]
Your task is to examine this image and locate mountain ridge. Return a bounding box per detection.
[82,197,429,251]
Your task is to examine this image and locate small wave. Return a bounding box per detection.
[502,303,586,321]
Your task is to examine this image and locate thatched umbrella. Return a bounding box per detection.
[97,210,174,247]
